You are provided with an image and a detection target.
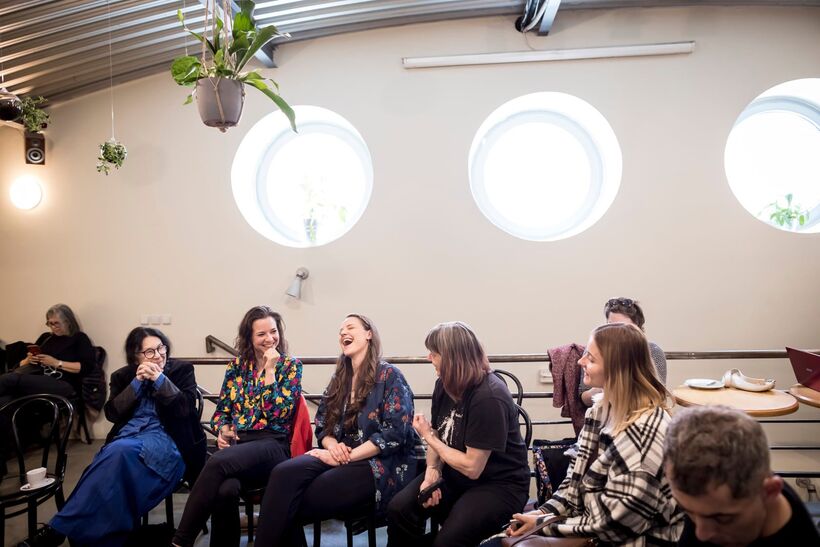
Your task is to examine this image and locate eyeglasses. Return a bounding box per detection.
[45,320,62,328]
[138,345,168,359]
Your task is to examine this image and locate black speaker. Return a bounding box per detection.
[24,131,45,165]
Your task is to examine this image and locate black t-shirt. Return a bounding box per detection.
[678,482,820,546]
[34,331,95,393]
[431,373,530,491]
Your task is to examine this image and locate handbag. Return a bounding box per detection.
[500,515,595,547]
[532,438,576,505]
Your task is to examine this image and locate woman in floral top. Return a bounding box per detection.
[173,306,302,547]
[254,314,416,546]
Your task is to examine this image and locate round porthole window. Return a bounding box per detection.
[468,92,622,241]
[232,106,374,247]
[725,78,820,233]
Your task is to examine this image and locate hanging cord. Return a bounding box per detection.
[0,30,5,84]
[105,0,115,140]
[182,0,188,57]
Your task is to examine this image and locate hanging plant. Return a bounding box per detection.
[96,139,127,175]
[170,0,296,132]
[20,96,50,133]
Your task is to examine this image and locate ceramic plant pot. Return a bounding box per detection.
[195,77,245,130]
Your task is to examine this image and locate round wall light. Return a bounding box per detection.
[10,176,43,209]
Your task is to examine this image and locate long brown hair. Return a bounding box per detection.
[235,306,289,366]
[425,321,491,401]
[323,314,382,433]
[592,322,669,434]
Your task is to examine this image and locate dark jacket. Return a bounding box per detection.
[104,359,206,484]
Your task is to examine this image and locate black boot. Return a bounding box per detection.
[18,524,66,547]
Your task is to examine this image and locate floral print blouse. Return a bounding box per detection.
[211,355,303,436]
[314,362,417,517]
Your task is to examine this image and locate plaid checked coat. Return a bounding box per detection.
[540,404,684,546]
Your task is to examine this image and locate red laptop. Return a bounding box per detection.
[786,347,820,391]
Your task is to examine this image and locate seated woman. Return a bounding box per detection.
[387,321,530,547]
[254,314,416,546]
[501,323,682,546]
[25,327,206,547]
[172,306,302,547]
[580,297,667,407]
[0,303,94,407]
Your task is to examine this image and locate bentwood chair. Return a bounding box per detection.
[0,394,73,547]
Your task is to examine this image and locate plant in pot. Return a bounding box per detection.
[759,193,810,230]
[19,96,50,133]
[96,140,127,175]
[171,0,296,132]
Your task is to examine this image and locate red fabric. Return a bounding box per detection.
[289,394,313,457]
[549,343,586,435]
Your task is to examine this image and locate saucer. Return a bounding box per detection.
[20,477,55,491]
[685,378,725,390]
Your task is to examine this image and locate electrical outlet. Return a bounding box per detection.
[539,367,553,384]
[161,314,172,325]
[149,315,162,325]
[139,315,150,326]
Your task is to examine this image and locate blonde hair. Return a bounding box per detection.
[593,322,669,435]
[425,321,491,401]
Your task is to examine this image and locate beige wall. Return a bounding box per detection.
[1,5,819,456]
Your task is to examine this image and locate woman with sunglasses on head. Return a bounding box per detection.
[172,306,302,547]
[580,297,667,407]
[23,327,206,547]
[496,323,682,546]
[387,321,530,547]
[253,314,416,546]
[0,303,94,407]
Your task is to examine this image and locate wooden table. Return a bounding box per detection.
[672,385,799,417]
[789,384,820,409]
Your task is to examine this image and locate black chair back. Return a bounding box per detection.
[493,369,524,405]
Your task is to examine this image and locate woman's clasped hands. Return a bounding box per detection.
[135,360,162,382]
[308,441,352,466]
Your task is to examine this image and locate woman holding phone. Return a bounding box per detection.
[172,306,302,547]
[496,323,682,546]
[0,303,94,407]
[387,321,530,547]
[253,314,416,546]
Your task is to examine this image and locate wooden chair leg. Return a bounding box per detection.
[165,494,174,525]
[27,500,38,539]
[245,499,254,542]
[313,520,321,547]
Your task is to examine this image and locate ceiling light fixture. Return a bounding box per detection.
[403,41,695,69]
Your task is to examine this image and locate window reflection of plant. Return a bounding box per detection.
[759,193,810,229]
[300,175,347,243]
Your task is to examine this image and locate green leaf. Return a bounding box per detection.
[244,78,297,132]
[235,25,281,72]
[234,0,256,33]
[171,56,202,86]
[183,93,194,105]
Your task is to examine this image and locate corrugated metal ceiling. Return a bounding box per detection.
[0,0,817,104]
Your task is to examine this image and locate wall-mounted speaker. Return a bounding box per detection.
[24,131,46,165]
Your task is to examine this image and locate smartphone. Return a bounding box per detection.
[27,344,41,356]
[417,477,445,505]
[503,520,522,532]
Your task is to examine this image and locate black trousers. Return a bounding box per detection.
[254,454,376,547]
[387,472,529,547]
[0,368,77,407]
[172,432,289,547]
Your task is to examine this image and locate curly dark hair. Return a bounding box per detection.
[235,306,288,366]
[604,297,646,330]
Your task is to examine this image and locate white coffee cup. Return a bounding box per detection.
[26,467,47,487]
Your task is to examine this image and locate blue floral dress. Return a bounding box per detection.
[314,361,417,516]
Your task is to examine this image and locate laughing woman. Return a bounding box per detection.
[172,306,302,547]
[253,314,416,546]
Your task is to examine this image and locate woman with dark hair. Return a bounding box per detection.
[23,327,206,547]
[0,303,94,407]
[387,321,530,547]
[253,314,416,546]
[581,297,667,407]
[172,306,302,547]
[498,323,682,545]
